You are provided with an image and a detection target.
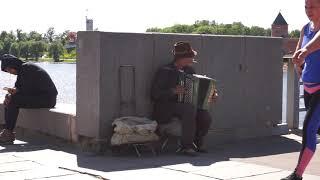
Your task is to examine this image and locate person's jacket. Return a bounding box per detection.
[151,62,195,103]
[1,55,58,97]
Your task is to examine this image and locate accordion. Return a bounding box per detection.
[177,73,216,110]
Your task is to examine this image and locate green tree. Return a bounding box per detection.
[164,24,194,33]
[0,42,4,55]
[146,20,273,37]
[194,20,211,27]
[30,41,47,61]
[289,30,301,38]
[194,25,216,34]
[3,37,15,54]
[57,30,70,46]
[16,29,27,42]
[9,42,20,57]
[45,27,55,43]
[20,41,31,60]
[146,27,162,32]
[265,28,272,36]
[49,41,64,62]
[0,31,8,42]
[250,26,267,36]
[28,31,43,41]
[228,22,246,35]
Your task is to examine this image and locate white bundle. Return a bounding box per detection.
[111,116,159,146]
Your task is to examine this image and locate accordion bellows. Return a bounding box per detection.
[178,74,216,110]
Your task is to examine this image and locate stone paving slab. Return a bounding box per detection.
[36,174,103,180]
[14,149,78,167]
[0,167,77,180]
[104,168,216,180]
[236,170,319,180]
[192,161,282,179]
[162,161,245,173]
[0,154,24,164]
[0,161,41,173]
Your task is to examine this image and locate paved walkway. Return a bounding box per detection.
[0,133,319,180]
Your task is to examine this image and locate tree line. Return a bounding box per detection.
[146,20,300,38]
[0,27,76,62]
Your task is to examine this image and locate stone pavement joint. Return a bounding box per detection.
[59,167,109,180]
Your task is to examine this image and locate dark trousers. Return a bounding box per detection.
[5,94,57,131]
[153,102,212,148]
[304,91,320,135]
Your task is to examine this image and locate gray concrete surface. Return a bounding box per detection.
[0,103,77,142]
[77,32,284,145]
[0,132,319,180]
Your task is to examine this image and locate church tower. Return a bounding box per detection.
[272,12,288,38]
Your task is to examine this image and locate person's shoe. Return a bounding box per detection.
[0,129,15,145]
[176,147,198,157]
[194,140,208,153]
[281,172,303,180]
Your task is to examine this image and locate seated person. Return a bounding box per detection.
[0,54,58,144]
[151,42,218,156]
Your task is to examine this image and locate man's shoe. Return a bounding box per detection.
[281,172,303,180]
[194,138,209,153]
[177,147,198,157]
[0,129,15,145]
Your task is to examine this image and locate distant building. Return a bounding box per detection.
[86,17,93,31]
[65,32,77,50]
[272,12,288,38]
[271,12,299,55]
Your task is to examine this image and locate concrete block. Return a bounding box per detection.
[0,103,77,142]
[77,31,101,138]
[76,32,284,146]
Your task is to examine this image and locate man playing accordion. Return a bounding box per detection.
[151,42,218,156]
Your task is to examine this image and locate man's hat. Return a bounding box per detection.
[172,42,197,60]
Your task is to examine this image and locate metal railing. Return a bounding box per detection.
[284,56,300,129]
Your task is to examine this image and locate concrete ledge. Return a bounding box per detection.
[0,103,77,142]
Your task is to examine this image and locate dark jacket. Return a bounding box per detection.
[1,55,58,97]
[151,62,195,103]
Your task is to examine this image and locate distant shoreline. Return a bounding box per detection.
[33,61,76,64]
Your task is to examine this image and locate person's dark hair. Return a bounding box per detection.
[0,54,24,72]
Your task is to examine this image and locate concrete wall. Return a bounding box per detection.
[77,32,283,145]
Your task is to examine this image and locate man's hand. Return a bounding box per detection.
[292,48,307,66]
[3,87,17,95]
[4,94,11,106]
[173,85,186,95]
[208,89,218,103]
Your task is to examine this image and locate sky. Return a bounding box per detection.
[0,0,309,34]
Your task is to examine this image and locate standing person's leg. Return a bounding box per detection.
[303,91,320,135]
[194,109,212,152]
[282,93,320,180]
[296,99,320,177]
[304,91,311,110]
